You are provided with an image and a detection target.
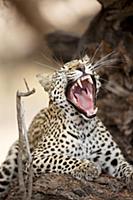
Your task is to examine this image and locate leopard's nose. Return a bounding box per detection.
[77,66,86,74]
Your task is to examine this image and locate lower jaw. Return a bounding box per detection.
[80,111,96,119]
[68,100,97,119]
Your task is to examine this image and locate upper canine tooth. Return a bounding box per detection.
[80,75,93,84]
[81,76,86,81]
[88,76,93,84]
[77,79,83,88]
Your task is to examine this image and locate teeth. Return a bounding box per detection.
[89,93,93,99]
[73,97,77,102]
[94,107,98,114]
[73,83,78,89]
[72,85,75,90]
[86,111,90,116]
[81,75,93,84]
[81,76,87,81]
[87,76,93,84]
[77,79,83,88]
[86,107,98,117]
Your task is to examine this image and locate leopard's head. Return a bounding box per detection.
[38,55,101,118]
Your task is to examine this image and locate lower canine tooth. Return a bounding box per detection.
[94,107,98,113]
[86,111,90,116]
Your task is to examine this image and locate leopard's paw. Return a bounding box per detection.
[73,160,101,181]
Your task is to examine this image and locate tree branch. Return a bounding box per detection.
[16,80,35,200]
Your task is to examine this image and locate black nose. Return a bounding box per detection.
[77,65,85,74]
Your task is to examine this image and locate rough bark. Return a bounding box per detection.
[5,173,133,200]
[5,0,133,199]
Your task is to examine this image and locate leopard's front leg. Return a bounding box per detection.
[93,122,133,188]
[31,152,101,181]
[100,144,133,183]
[102,143,133,187]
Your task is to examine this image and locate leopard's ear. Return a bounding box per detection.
[36,73,52,92]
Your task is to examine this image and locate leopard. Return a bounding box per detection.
[0,54,133,197]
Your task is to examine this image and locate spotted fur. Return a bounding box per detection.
[0,55,132,197]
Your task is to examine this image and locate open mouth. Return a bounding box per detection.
[66,75,97,118]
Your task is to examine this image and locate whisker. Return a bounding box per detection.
[58,55,66,66]
[40,50,61,68]
[90,56,119,71]
[95,51,117,64]
[99,77,120,87]
[94,55,118,65]
[79,47,88,61]
[99,84,111,93]
[90,42,104,64]
[99,77,109,83]
[95,59,119,68]
[35,61,56,71]
[98,79,118,94]
[94,50,117,64]
[95,55,118,64]
[98,77,130,97]
[99,77,118,87]
[105,82,130,96]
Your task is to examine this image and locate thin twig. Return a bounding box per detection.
[22,106,33,200]
[24,78,30,92]
[16,92,27,199]
[16,80,35,200]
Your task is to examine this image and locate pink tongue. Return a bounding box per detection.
[75,90,93,110]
